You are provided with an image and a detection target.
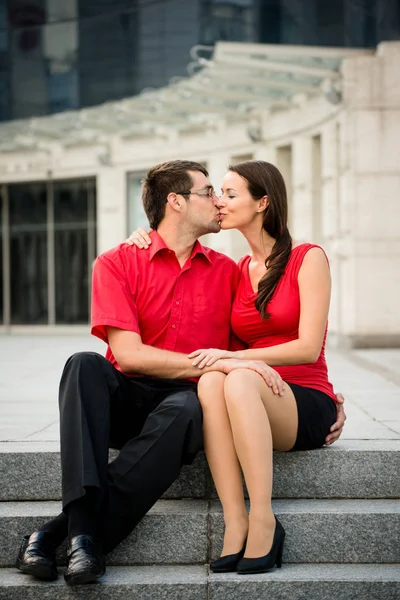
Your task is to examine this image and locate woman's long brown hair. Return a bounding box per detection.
[229,160,292,319]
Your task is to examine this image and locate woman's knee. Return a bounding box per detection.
[197,372,226,409]
[224,369,261,396]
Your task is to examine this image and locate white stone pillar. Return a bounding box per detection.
[96,167,127,255]
[340,41,400,346]
[291,137,313,241]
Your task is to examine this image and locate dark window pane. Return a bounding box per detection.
[8,0,47,119]
[259,0,282,44]
[54,179,95,324]
[201,0,256,45]
[9,183,48,324]
[79,1,138,106]
[0,0,9,121]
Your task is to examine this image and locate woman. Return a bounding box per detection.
[127,160,339,575]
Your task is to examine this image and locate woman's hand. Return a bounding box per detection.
[212,359,285,396]
[189,348,236,368]
[126,228,153,249]
[325,392,347,445]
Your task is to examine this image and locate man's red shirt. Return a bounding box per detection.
[91,231,239,375]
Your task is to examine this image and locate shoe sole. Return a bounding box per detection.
[237,566,279,575]
[17,562,58,581]
[64,569,105,586]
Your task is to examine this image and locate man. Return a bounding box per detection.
[16,160,345,586]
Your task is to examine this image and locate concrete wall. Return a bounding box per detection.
[0,42,399,346]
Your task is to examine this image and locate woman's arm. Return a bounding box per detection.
[190,247,331,368]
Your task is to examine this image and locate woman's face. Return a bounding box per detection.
[218,170,267,230]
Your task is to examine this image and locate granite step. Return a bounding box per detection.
[1,499,399,567]
[1,440,399,501]
[0,564,399,600]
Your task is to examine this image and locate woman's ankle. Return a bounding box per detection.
[220,513,249,556]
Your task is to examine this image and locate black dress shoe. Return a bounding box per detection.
[64,534,105,586]
[210,541,247,573]
[237,517,285,575]
[15,531,58,581]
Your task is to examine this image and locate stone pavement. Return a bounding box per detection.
[0,333,399,443]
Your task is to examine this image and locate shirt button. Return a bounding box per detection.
[172,324,176,329]
[175,301,180,305]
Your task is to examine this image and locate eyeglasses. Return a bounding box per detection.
[175,187,217,199]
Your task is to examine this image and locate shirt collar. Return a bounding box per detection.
[149,230,212,264]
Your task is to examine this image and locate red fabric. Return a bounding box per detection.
[91,231,239,375]
[231,243,336,401]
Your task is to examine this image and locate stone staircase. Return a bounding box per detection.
[0,440,399,599]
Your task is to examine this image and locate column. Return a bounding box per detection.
[96,167,127,254]
[340,42,400,346]
[291,136,313,241]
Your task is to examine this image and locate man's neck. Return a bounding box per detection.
[156,224,199,267]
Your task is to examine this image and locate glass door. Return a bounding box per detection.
[1,177,96,326]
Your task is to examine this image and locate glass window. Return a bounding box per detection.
[44,0,78,113]
[54,178,95,324]
[78,0,138,107]
[0,0,9,121]
[127,173,149,236]
[8,0,47,119]
[0,0,7,51]
[9,182,48,324]
[259,0,282,43]
[201,0,256,45]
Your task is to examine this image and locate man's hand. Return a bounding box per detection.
[214,359,285,396]
[325,392,346,446]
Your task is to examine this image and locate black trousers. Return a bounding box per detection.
[59,351,203,554]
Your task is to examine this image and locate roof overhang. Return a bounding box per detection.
[0,42,373,152]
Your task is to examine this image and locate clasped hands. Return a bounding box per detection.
[188,348,346,446]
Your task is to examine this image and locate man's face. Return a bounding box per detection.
[183,170,221,236]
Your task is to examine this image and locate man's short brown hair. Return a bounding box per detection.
[142,160,209,229]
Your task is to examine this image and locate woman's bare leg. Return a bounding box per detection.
[223,369,298,558]
[197,372,248,556]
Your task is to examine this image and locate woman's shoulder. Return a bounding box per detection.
[289,243,330,277]
[291,242,329,260]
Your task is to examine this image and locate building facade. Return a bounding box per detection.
[0,1,399,345]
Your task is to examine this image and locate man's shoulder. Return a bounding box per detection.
[97,242,138,265]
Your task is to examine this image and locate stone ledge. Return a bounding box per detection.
[0,564,400,600]
[1,498,399,567]
[209,498,400,564]
[1,440,399,501]
[0,500,208,568]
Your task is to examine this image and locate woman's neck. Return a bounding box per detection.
[240,224,276,264]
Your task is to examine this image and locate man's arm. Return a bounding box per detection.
[107,327,210,379]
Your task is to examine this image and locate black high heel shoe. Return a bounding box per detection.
[236,517,285,575]
[210,541,247,573]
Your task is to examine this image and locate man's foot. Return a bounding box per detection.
[15,531,58,581]
[64,534,105,586]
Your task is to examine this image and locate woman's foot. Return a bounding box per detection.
[220,514,248,557]
[243,512,276,558]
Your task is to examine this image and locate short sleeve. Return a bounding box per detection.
[91,252,140,343]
